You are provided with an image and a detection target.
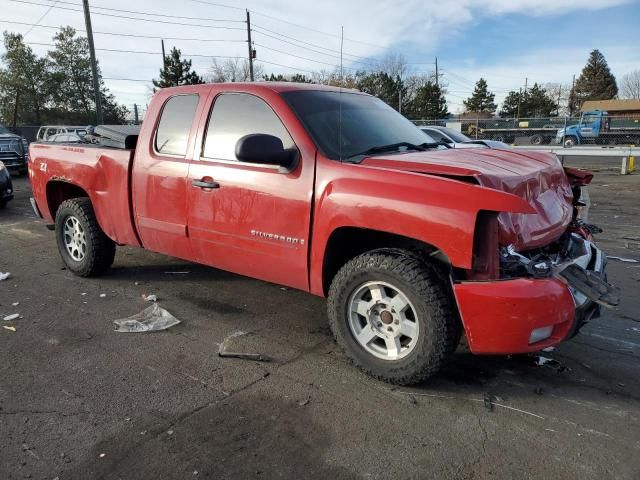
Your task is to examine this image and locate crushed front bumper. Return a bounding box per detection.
[452,237,615,354]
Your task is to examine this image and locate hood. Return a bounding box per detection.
[360,148,574,250]
[0,133,22,140]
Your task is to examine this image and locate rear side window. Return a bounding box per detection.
[155,94,199,156]
[203,93,294,161]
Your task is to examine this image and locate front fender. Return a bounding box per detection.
[309,160,534,295]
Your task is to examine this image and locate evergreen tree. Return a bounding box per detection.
[153,47,203,88]
[357,72,405,111]
[500,83,557,118]
[463,78,496,113]
[569,49,618,114]
[405,81,448,119]
[0,32,50,124]
[499,90,523,117]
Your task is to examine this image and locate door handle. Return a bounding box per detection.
[192,179,219,189]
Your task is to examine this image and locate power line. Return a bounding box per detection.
[36,0,245,23]
[26,41,246,59]
[23,0,57,38]
[252,28,377,68]
[0,19,246,42]
[254,43,357,70]
[252,24,375,63]
[250,10,385,49]
[8,0,246,29]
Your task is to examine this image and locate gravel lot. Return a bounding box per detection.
[1,164,639,480]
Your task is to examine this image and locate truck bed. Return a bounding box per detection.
[29,142,140,246]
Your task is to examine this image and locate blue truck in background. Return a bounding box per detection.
[557,110,640,146]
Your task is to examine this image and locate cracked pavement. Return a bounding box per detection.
[1,163,640,479]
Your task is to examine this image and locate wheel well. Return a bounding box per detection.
[322,227,450,295]
[46,181,89,219]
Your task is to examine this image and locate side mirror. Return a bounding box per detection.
[235,134,296,169]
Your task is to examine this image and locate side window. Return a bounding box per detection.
[203,93,295,161]
[155,94,199,156]
[425,129,446,142]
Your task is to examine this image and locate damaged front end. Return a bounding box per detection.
[453,165,619,354]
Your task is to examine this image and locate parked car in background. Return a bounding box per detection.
[0,125,29,175]
[47,133,84,143]
[420,126,510,149]
[36,126,90,142]
[0,161,14,209]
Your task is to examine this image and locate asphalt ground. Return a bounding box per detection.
[1,162,639,480]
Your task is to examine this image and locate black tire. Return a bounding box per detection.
[530,134,543,145]
[327,250,459,385]
[55,198,115,277]
[563,136,577,147]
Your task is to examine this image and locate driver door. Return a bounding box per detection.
[186,92,314,290]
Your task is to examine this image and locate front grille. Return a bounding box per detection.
[0,151,25,166]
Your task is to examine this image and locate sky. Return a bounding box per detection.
[2,0,639,116]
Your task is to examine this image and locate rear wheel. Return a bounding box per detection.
[563,136,577,147]
[55,198,115,277]
[530,134,543,145]
[327,251,459,385]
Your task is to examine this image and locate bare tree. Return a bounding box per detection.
[620,70,640,99]
[207,58,263,82]
[542,82,572,116]
[376,52,409,79]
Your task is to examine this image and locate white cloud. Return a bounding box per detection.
[0,0,635,109]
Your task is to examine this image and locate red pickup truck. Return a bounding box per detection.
[28,82,617,384]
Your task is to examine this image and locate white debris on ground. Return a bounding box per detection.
[142,294,157,302]
[3,314,20,322]
[99,293,107,298]
[113,303,181,333]
[536,356,554,366]
[0,272,10,281]
[608,256,639,263]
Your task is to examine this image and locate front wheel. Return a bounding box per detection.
[563,136,577,147]
[55,198,116,277]
[327,251,460,385]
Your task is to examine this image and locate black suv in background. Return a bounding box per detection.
[0,125,29,176]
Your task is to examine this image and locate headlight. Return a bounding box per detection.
[0,160,5,171]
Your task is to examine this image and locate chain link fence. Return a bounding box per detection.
[412,114,640,147]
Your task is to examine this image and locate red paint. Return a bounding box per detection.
[29,82,591,355]
[454,278,575,354]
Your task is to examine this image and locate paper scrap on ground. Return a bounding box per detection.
[608,256,639,263]
[3,314,20,322]
[113,303,181,333]
[3,325,16,332]
[0,272,10,281]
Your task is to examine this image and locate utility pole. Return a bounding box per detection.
[524,77,528,94]
[12,89,19,128]
[246,10,254,81]
[133,104,139,124]
[569,74,576,117]
[435,57,439,88]
[557,85,562,116]
[340,26,344,85]
[82,0,103,125]
[398,89,402,113]
[161,39,167,69]
[516,87,522,120]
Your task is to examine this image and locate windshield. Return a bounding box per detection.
[283,90,432,160]
[0,125,10,134]
[437,127,470,143]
